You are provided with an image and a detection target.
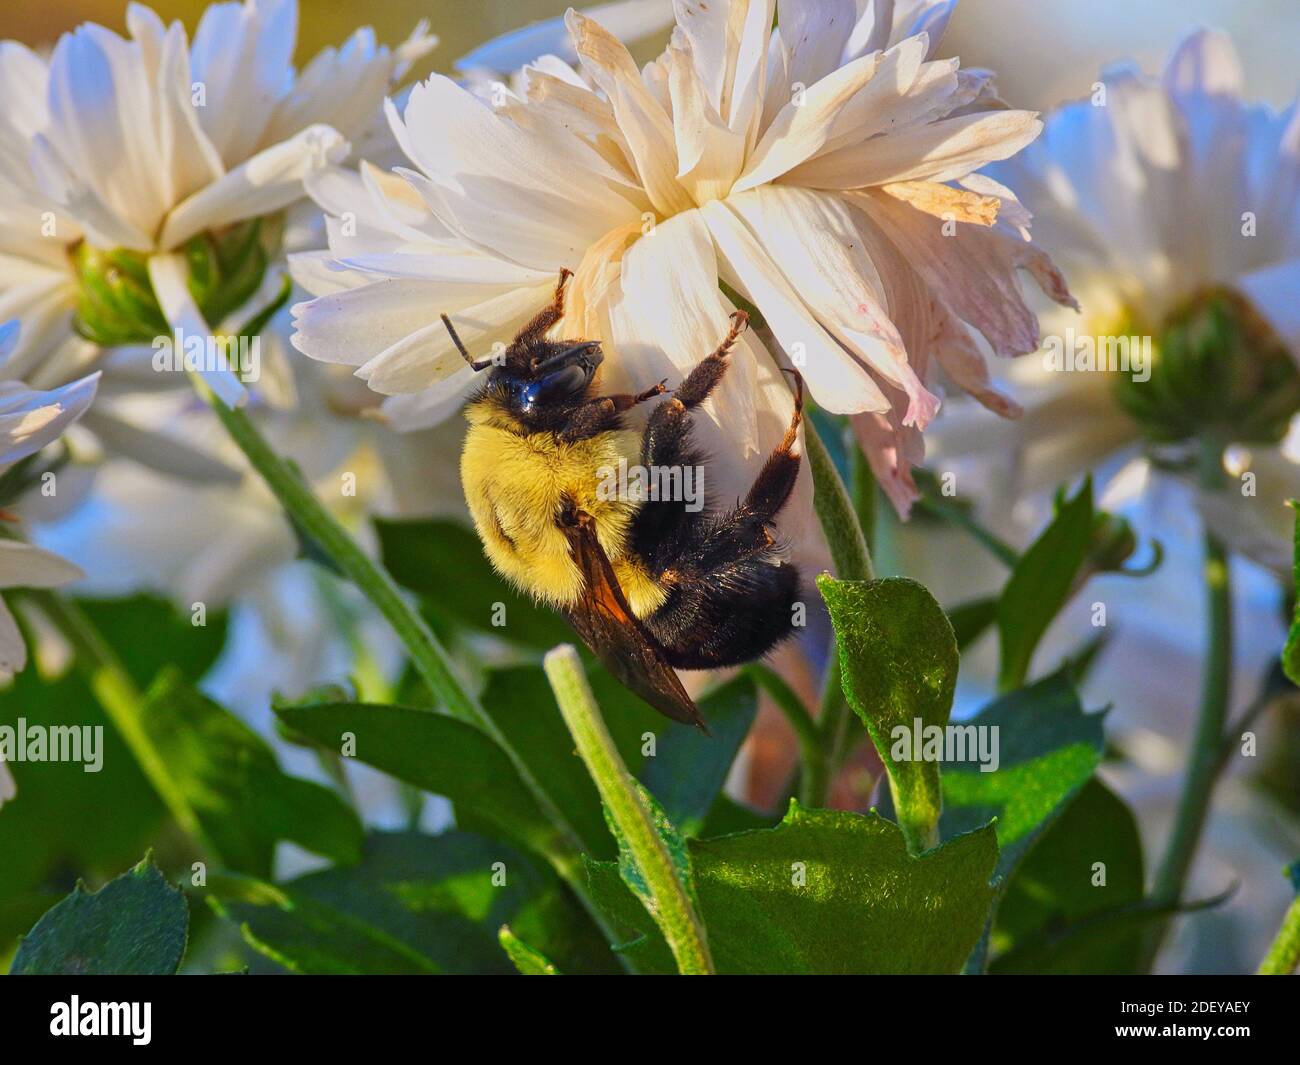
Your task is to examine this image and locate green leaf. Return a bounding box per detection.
[991,778,1146,974]
[375,518,571,649]
[141,672,363,876]
[0,668,166,939]
[997,478,1094,690]
[587,803,998,974]
[818,574,958,851]
[274,700,560,860]
[77,594,228,688]
[11,856,188,975]
[206,831,578,975]
[637,676,756,837]
[499,926,562,974]
[941,672,1106,882]
[1283,501,1300,685]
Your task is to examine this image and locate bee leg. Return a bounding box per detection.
[671,309,748,409]
[513,268,574,348]
[740,369,804,526]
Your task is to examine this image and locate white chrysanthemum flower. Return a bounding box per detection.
[291,0,1071,517]
[933,29,1300,564]
[0,0,434,407]
[0,321,98,681]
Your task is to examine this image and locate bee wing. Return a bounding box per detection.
[560,512,708,732]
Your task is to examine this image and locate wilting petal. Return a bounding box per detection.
[788,109,1042,189]
[726,186,939,426]
[667,36,746,204]
[701,198,891,416]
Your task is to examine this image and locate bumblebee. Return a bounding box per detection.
[452,271,803,729]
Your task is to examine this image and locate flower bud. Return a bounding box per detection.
[1114,287,1300,446]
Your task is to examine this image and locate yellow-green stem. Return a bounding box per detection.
[544,645,714,975]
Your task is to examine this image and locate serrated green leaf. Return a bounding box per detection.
[141,672,362,876]
[586,803,998,974]
[274,700,561,860]
[375,518,571,649]
[11,856,187,975]
[499,926,562,974]
[991,777,1145,974]
[818,574,958,850]
[997,478,1094,690]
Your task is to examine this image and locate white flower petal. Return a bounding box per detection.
[0,372,99,467]
[357,284,550,395]
[1163,28,1244,101]
[147,253,247,408]
[0,595,25,680]
[79,407,243,484]
[1239,257,1300,354]
[379,368,480,431]
[159,124,348,250]
[0,538,84,589]
[776,0,858,90]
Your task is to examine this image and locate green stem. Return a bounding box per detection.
[744,663,826,808]
[187,376,609,906]
[1144,444,1234,965]
[544,646,714,975]
[17,591,203,841]
[805,420,874,583]
[1258,891,1300,975]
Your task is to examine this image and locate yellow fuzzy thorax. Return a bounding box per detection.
[460,398,669,617]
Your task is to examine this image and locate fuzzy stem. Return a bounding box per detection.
[544,646,714,975]
[1257,891,1300,975]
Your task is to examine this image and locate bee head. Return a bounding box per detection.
[442,309,602,421]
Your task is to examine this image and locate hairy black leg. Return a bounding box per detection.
[741,369,804,525]
[555,380,667,444]
[645,550,801,669]
[514,269,573,350]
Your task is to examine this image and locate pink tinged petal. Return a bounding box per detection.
[147,253,247,408]
[927,303,1022,418]
[0,372,99,464]
[853,188,1068,358]
[1239,257,1300,355]
[699,198,890,416]
[787,109,1043,189]
[190,0,297,167]
[776,0,858,90]
[0,539,84,588]
[457,0,675,72]
[158,124,348,250]
[851,410,922,518]
[608,210,760,456]
[734,50,886,193]
[379,367,480,431]
[1164,28,1244,100]
[356,284,552,395]
[726,186,939,427]
[568,10,694,217]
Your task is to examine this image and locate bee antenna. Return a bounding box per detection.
[441,314,488,371]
